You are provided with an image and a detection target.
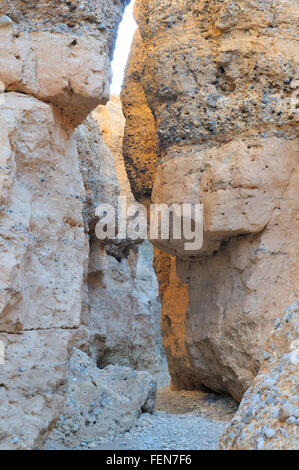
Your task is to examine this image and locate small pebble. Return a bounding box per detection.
[264,428,275,439]
[278,404,293,422]
[257,437,264,450]
[0,15,13,27]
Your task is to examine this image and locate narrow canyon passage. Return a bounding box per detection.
[48,368,238,451]
[103,375,238,451]
[0,0,297,452]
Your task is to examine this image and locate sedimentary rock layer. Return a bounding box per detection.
[219,301,299,450]
[122,0,299,400]
[0,0,129,449]
[76,101,163,373]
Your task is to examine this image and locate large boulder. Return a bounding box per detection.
[219,301,299,450]
[45,349,157,449]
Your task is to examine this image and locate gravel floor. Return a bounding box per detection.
[48,369,237,450]
[115,411,227,450]
[95,379,237,451]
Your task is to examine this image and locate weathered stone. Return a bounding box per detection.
[94,96,135,205]
[44,349,157,449]
[0,329,73,450]
[86,239,164,373]
[121,29,158,205]
[0,93,87,449]
[0,0,130,125]
[279,404,294,422]
[0,0,131,450]
[76,101,164,374]
[0,94,86,333]
[122,0,299,400]
[219,301,299,450]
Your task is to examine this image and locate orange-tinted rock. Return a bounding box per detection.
[121,29,158,205]
[123,0,299,400]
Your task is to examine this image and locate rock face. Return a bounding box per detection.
[76,100,164,373]
[121,0,299,400]
[45,349,157,449]
[86,238,164,372]
[93,95,136,205]
[0,0,130,449]
[219,301,299,450]
[0,0,130,125]
[0,93,87,450]
[121,29,158,205]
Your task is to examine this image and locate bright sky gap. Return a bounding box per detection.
[111,1,137,96]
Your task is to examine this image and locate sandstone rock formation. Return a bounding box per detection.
[121,29,158,205]
[75,101,164,373]
[45,348,157,449]
[0,93,87,450]
[0,0,131,449]
[219,301,299,450]
[94,95,135,205]
[0,0,130,125]
[121,0,299,400]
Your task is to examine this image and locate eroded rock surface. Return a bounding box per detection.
[0,0,130,125]
[76,101,164,373]
[0,0,129,449]
[122,0,299,400]
[45,348,157,449]
[94,95,136,205]
[121,29,158,205]
[0,93,86,450]
[220,301,299,450]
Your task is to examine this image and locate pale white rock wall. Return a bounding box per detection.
[76,106,164,374]
[0,0,130,450]
[0,93,87,449]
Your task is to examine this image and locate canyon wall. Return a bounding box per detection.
[121,0,299,401]
[220,301,299,450]
[0,0,164,449]
[76,100,163,372]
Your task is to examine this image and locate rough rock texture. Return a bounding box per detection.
[0,93,87,450]
[121,29,158,205]
[76,113,121,238]
[122,0,299,400]
[0,0,129,449]
[75,104,164,373]
[94,95,135,205]
[86,238,164,372]
[0,94,85,333]
[220,301,299,450]
[0,0,130,125]
[0,329,72,450]
[45,348,157,449]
